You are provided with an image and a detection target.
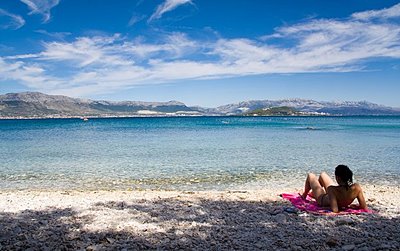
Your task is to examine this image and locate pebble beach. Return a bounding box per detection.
[1,184,399,250]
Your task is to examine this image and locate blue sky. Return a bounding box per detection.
[0,0,400,107]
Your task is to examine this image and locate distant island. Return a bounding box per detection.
[244,106,328,116]
[0,92,399,119]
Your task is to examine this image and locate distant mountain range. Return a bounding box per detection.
[0,92,399,118]
[213,99,400,116]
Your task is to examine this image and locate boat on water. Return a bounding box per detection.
[81,117,89,121]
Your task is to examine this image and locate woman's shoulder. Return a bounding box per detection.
[351,183,363,192]
[327,183,363,193]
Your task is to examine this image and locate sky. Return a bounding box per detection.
[0,0,400,108]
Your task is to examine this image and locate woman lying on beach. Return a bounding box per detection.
[302,165,367,213]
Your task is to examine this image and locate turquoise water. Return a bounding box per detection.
[0,116,399,190]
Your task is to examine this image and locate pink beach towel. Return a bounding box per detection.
[280,193,374,215]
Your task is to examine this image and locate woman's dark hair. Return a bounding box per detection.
[335,165,353,189]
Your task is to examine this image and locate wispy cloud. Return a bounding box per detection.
[1,4,400,97]
[149,0,193,22]
[0,44,14,52]
[0,8,25,30]
[352,3,400,20]
[35,29,71,40]
[39,34,133,67]
[20,0,60,23]
[128,13,146,27]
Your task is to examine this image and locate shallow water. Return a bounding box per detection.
[1,116,399,190]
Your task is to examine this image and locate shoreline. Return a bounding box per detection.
[2,177,399,193]
[1,182,399,192]
[1,185,399,250]
[1,183,399,212]
[3,114,400,120]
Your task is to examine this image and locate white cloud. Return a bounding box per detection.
[149,0,193,22]
[0,8,25,30]
[128,14,145,27]
[35,29,71,40]
[20,0,60,23]
[0,57,62,89]
[352,3,400,20]
[272,18,400,66]
[37,34,133,67]
[122,32,198,59]
[1,4,400,97]
[4,54,40,60]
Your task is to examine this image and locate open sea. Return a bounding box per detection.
[0,116,399,191]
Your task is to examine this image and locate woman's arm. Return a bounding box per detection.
[356,185,368,210]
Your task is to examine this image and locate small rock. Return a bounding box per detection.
[175,230,184,235]
[39,220,48,225]
[255,242,263,248]
[380,244,392,249]
[342,244,356,251]
[86,245,99,251]
[86,246,94,251]
[275,213,287,223]
[326,237,338,247]
[13,227,22,234]
[149,212,159,217]
[269,208,281,215]
[335,218,354,226]
[106,237,115,244]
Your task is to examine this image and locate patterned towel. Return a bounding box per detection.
[280,193,374,215]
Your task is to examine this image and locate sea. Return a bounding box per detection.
[1,116,399,191]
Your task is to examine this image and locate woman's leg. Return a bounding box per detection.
[302,173,325,199]
[302,173,313,198]
[318,172,335,191]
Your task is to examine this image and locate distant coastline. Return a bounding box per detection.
[2,114,400,121]
[1,92,400,119]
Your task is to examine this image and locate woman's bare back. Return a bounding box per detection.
[327,183,367,212]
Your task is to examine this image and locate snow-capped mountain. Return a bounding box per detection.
[215,99,400,115]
